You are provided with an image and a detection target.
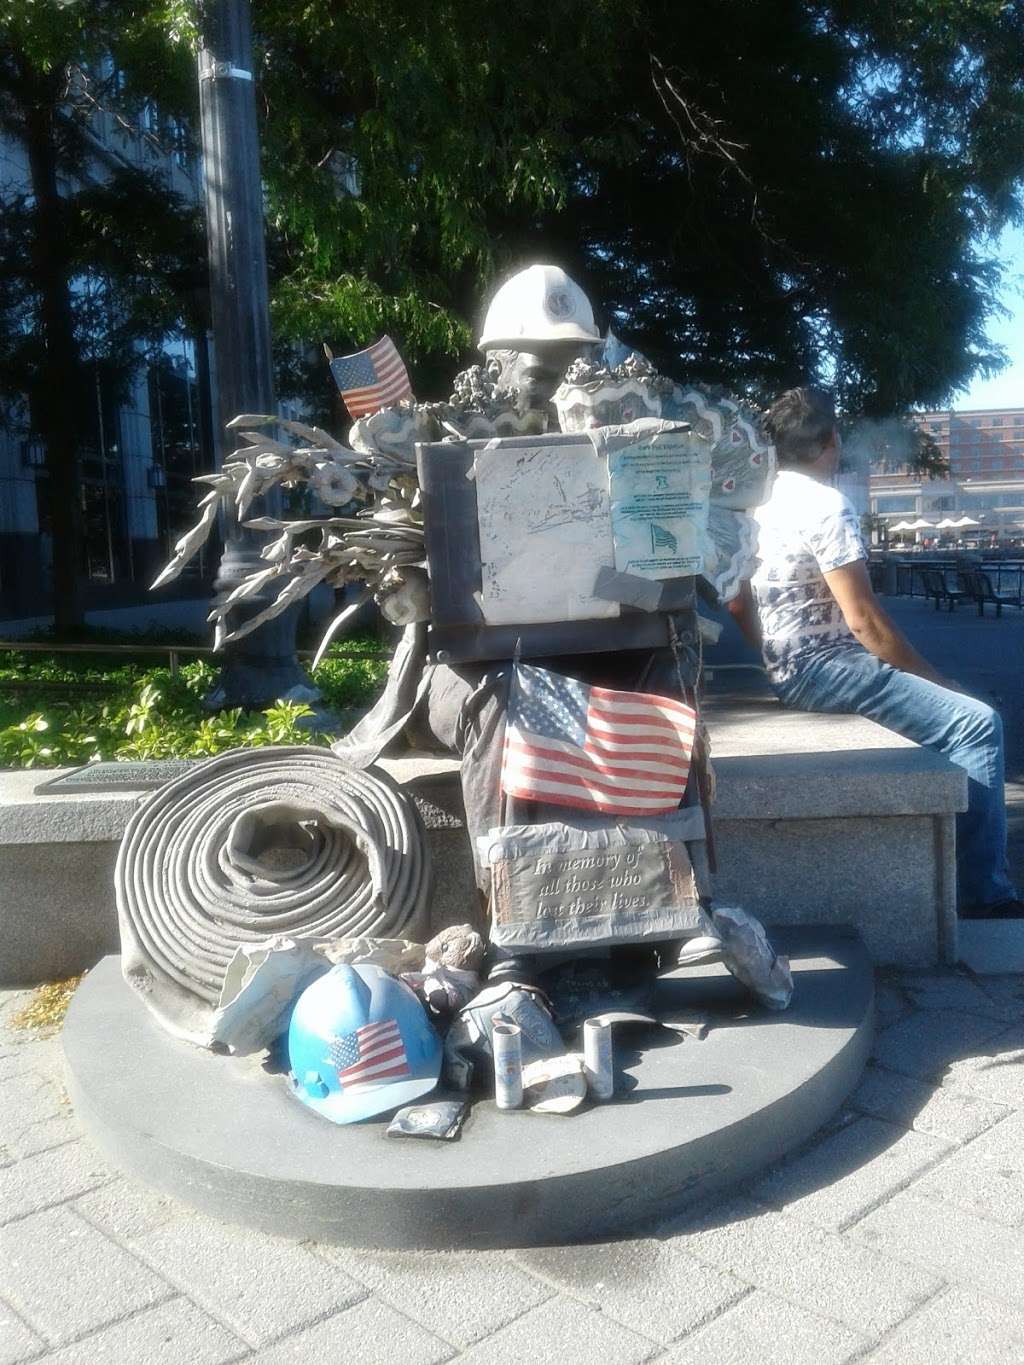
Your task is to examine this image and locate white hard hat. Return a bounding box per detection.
[478,264,600,350]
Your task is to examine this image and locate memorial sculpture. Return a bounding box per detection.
[134,262,790,1128]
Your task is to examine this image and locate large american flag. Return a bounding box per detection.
[329,336,413,420]
[326,1019,410,1088]
[501,664,697,815]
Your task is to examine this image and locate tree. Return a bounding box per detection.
[3,1,1020,629]
[0,2,203,627]
[246,0,1023,418]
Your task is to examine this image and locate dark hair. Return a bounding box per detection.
[765,387,837,468]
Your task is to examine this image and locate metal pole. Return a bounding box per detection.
[196,0,320,711]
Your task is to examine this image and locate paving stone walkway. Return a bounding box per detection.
[5,967,1024,1363]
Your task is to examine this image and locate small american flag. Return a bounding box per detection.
[326,1019,410,1088]
[650,522,677,553]
[501,664,697,815]
[329,336,413,420]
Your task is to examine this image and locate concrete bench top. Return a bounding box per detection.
[703,696,966,821]
[0,697,966,845]
[383,699,967,822]
[0,769,148,844]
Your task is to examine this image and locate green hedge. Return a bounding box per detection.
[0,645,389,768]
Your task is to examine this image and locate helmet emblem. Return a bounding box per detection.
[545,288,575,321]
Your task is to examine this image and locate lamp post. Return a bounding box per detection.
[196,0,320,710]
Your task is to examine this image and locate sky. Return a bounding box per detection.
[956,224,1024,413]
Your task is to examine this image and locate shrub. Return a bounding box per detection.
[0,645,389,769]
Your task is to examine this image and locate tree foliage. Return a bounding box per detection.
[0,1,202,385]
[249,0,1024,416]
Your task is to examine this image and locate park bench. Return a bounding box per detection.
[957,568,1024,617]
[919,567,971,612]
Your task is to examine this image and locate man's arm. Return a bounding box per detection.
[725,580,762,649]
[823,560,949,686]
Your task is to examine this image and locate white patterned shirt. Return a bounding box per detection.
[751,470,867,685]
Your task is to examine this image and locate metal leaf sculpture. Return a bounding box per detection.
[151,413,428,653]
[151,492,222,591]
[152,365,534,657]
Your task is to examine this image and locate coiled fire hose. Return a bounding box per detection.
[116,746,432,1044]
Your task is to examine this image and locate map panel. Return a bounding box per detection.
[474,440,619,626]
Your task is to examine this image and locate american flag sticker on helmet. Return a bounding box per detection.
[326,1019,410,1088]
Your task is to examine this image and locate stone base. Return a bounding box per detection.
[705,693,965,967]
[64,930,873,1249]
[711,815,953,969]
[0,771,128,984]
[0,840,120,984]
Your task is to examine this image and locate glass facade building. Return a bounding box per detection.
[0,88,215,623]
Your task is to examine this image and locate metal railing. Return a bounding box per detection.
[881,559,1024,602]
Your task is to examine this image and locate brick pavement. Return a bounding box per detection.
[4,970,1024,1363]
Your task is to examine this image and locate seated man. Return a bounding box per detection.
[729,385,1021,919]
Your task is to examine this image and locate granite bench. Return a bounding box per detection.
[377,695,967,970]
[0,699,966,984]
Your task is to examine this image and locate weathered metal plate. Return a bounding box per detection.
[417,432,695,664]
[34,760,198,796]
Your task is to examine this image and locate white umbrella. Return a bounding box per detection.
[953,515,980,527]
[935,517,958,529]
[888,520,914,531]
[906,518,934,530]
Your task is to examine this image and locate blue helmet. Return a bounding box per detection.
[287,963,442,1124]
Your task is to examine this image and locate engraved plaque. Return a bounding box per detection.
[481,818,704,951]
[34,759,198,796]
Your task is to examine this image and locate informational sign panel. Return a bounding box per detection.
[34,759,197,796]
[605,426,711,579]
[474,440,618,626]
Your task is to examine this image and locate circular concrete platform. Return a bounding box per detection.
[63,927,872,1248]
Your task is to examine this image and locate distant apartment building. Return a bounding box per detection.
[0,67,216,622]
[869,406,1024,546]
[917,407,1024,480]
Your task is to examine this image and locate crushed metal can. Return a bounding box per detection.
[443,981,564,1092]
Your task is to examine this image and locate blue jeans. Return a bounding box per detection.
[774,646,1016,909]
